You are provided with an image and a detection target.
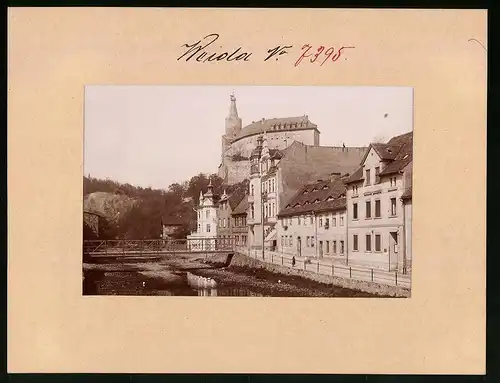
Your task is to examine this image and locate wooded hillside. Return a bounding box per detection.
[83,173,248,240]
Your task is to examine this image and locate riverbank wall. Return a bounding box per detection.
[206,252,410,297]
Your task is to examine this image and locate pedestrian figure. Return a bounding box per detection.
[292,256,296,267]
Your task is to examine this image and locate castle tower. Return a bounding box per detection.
[221,93,242,157]
[220,93,244,180]
[225,92,242,138]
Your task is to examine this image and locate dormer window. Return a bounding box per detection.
[403,154,409,160]
[314,199,320,203]
[322,185,329,190]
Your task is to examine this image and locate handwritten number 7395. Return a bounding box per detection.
[294,44,355,67]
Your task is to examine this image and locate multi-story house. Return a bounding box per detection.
[187,180,220,249]
[344,131,413,273]
[276,175,349,260]
[231,195,249,247]
[247,133,366,252]
[217,180,248,244]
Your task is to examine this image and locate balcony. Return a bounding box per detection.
[265,216,277,224]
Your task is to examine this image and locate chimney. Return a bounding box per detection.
[329,172,342,181]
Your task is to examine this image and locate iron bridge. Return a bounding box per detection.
[83,238,237,258]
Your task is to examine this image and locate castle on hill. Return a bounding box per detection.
[218,93,365,185]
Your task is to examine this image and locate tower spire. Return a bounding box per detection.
[229,92,239,118]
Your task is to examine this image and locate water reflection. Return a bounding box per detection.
[83,268,263,297]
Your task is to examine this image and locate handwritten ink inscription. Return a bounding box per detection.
[177,34,355,67]
[294,44,355,67]
[177,34,252,63]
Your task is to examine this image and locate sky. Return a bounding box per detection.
[84,86,413,190]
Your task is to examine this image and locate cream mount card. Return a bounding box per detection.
[8,8,486,374]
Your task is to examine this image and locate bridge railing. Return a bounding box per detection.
[83,237,238,256]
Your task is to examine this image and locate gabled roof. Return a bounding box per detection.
[345,131,413,183]
[278,177,347,217]
[371,143,401,160]
[345,166,364,184]
[379,133,413,176]
[233,115,319,142]
[231,195,249,215]
[216,179,249,210]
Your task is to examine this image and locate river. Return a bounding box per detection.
[83,256,384,297]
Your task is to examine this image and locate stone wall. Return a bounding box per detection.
[220,158,252,185]
[227,253,410,297]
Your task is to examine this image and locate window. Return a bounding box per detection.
[375,200,381,218]
[306,236,310,247]
[223,218,226,228]
[206,210,210,218]
[272,203,275,216]
[298,217,301,226]
[333,240,337,254]
[206,224,211,233]
[366,201,372,219]
[251,185,254,195]
[340,241,344,254]
[319,217,323,227]
[272,179,275,192]
[251,203,255,219]
[311,236,315,247]
[326,241,330,253]
[391,198,397,216]
[353,234,358,251]
[375,166,380,184]
[353,185,358,194]
[365,169,371,185]
[390,177,397,187]
[332,217,337,226]
[366,234,372,251]
[353,203,358,219]
[198,223,201,232]
[310,217,313,225]
[325,218,329,228]
[340,216,344,226]
[375,234,381,252]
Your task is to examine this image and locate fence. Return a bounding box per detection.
[235,246,411,289]
[84,237,237,257]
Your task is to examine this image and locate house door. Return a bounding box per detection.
[297,237,302,257]
[319,241,323,258]
[389,232,399,271]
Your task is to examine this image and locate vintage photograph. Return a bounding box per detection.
[83,85,413,297]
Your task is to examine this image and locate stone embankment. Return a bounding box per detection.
[205,252,410,297]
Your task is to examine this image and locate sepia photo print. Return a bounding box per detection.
[83,85,413,297]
